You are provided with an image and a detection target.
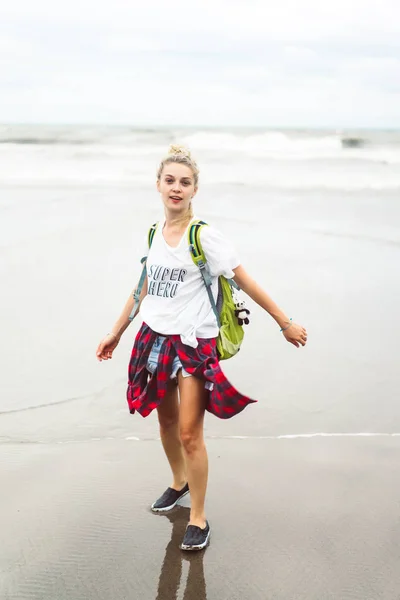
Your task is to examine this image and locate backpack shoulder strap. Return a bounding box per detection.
[148,222,158,249]
[129,222,158,322]
[189,220,240,291]
[188,220,221,328]
[188,220,208,267]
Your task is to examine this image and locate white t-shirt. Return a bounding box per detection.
[139,218,240,348]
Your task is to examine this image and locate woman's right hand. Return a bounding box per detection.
[96,333,120,361]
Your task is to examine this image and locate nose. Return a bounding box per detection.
[172,182,182,192]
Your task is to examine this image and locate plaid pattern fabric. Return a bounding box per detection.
[127,323,257,419]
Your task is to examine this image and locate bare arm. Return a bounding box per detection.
[96,278,148,361]
[233,265,290,329]
[110,278,148,340]
[233,264,307,347]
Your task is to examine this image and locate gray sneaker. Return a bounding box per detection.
[151,483,190,512]
[180,521,211,551]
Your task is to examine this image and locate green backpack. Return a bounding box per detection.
[129,220,246,360]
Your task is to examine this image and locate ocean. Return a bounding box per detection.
[1,125,400,190]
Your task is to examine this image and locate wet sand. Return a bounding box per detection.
[1,434,400,600]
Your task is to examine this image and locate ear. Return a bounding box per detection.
[156,180,161,193]
[192,186,198,199]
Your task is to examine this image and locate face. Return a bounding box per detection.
[157,162,197,215]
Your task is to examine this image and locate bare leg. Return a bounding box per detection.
[178,373,208,529]
[157,380,187,491]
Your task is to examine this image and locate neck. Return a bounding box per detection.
[164,209,192,230]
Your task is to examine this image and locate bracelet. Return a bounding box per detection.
[107,332,118,339]
[280,318,292,332]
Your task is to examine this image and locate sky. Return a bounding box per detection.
[1,0,400,128]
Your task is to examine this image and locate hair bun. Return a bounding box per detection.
[168,144,191,158]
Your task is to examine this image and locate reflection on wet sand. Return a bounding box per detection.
[155,507,207,600]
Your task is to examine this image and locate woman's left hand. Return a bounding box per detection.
[282,322,308,348]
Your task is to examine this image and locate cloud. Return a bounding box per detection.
[0,0,399,126]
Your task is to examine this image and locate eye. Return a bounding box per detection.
[182,181,191,186]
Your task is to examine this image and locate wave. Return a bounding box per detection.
[180,131,400,164]
[0,125,174,147]
[3,131,398,164]
[0,137,91,145]
[1,126,400,190]
[182,130,342,155]
[1,126,400,163]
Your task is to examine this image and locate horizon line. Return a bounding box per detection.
[1,122,400,132]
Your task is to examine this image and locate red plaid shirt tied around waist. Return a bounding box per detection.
[127,323,257,419]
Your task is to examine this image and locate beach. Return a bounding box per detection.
[1,125,400,599]
[2,437,400,599]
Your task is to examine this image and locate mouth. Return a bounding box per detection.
[169,195,183,203]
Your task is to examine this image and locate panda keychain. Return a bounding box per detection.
[234,300,251,325]
[231,287,250,326]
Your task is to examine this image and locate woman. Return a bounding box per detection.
[96,145,307,551]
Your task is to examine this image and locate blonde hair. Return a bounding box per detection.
[157,145,199,223]
[157,144,200,187]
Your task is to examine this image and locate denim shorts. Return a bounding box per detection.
[146,335,213,390]
[146,335,192,379]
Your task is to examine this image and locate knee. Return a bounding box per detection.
[158,415,179,435]
[180,429,203,455]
